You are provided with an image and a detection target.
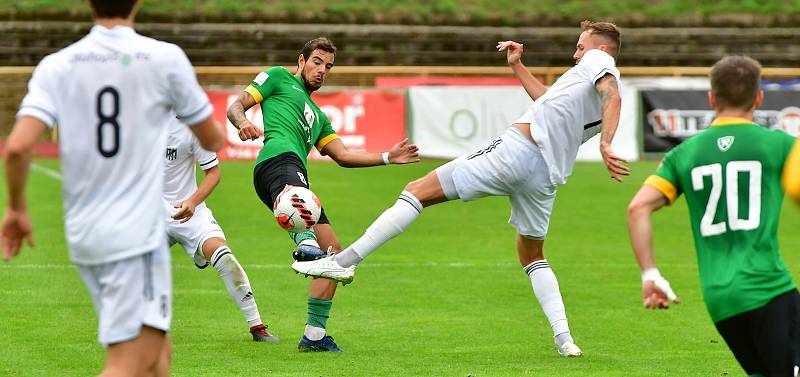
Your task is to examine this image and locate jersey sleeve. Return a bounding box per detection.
[644,150,682,205]
[165,46,214,126]
[245,67,285,104]
[192,135,219,171]
[17,56,59,129]
[577,49,621,86]
[314,113,339,151]
[782,137,800,202]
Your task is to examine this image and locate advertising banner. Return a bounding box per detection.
[408,86,533,159]
[207,90,407,160]
[641,90,800,153]
[409,86,640,161]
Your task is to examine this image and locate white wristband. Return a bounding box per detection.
[382,152,390,165]
[641,267,662,283]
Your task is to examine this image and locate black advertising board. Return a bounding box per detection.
[640,90,800,154]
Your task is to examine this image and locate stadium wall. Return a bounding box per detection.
[4,22,800,67]
[2,68,799,162]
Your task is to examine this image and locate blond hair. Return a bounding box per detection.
[580,20,621,58]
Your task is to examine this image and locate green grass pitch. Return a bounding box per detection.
[2,159,798,376]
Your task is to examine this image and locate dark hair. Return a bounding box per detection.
[710,56,762,111]
[89,0,137,19]
[300,37,337,61]
[581,20,621,58]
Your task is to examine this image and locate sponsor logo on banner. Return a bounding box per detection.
[647,108,800,138]
[206,90,405,160]
[407,84,639,162]
[641,90,800,153]
[408,86,534,159]
[776,106,800,136]
[647,109,711,138]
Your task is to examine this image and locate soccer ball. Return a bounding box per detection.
[273,186,322,233]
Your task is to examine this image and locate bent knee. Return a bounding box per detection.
[403,178,425,196]
[404,171,439,197]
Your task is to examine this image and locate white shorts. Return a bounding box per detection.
[165,202,225,258]
[435,127,557,239]
[76,243,172,346]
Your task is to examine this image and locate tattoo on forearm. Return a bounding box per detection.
[599,77,618,114]
[227,93,251,129]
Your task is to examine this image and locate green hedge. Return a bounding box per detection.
[3,0,800,26]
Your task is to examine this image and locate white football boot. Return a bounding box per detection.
[292,255,356,284]
[558,341,583,357]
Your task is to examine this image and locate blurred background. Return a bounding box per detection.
[1,0,799,160]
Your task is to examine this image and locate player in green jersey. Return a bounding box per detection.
[628,56,799,376]
[226,37,420,352]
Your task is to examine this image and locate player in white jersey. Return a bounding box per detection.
[163,118,277,342]
[1,1,224,376]
[292,21,629,357]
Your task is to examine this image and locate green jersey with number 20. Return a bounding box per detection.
[245,67,339,167]
[645,117,797,322]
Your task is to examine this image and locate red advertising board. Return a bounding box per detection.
[207,90,407,160]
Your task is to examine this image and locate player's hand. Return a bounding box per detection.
[496,41,524,66]
[642,278,680,309]
[388,138,420,164]
[237,122,263,141]
[1,209,35,261]
[172,201,198,223]
[600,142,630,183]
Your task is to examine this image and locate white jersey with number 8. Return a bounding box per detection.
[17,25,213,265]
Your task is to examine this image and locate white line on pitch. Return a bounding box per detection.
[32,163,62,181]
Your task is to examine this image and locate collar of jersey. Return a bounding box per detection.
[710,117,756,127]
[90,25,137,38]
[289,74,310,95]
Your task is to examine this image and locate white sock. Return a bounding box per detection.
[334,191,422,267]
[524,259,573,348]
[210,246,262,327]
[304,325,326,341]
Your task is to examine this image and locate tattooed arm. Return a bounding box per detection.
[226,91,264,141]
[595,74,630,182]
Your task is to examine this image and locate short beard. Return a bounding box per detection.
[301,72,321,93]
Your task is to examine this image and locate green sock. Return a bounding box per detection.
[290,229,317,245]
[307,297,332,329]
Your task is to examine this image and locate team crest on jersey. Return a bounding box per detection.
[717,136,734,152]
[165,147,177,160]
[303,102,316,127]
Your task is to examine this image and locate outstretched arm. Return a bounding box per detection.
[595,74,630,182]
[2,116,47,260]
[497,41,549,101]
[627,185,680,309]
[226,91,264,141]
[321,138,420,168]
[172,165,221,223]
